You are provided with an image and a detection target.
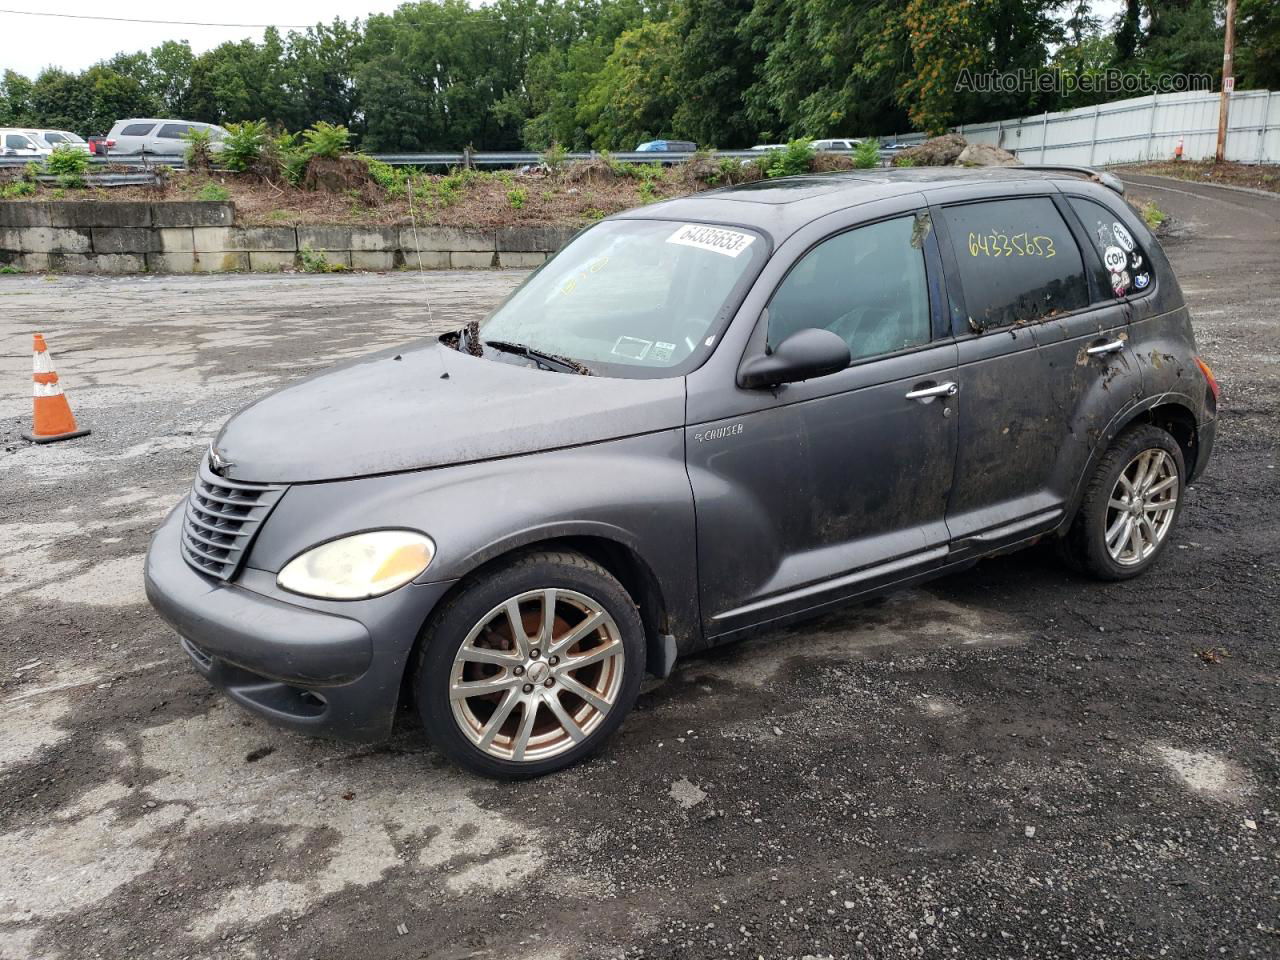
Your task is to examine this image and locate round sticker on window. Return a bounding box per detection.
[1103,245,1127,273]
[1111,221,1135,253]
[1133,271,1151,290]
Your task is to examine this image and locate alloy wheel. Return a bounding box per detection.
[1104,448,1179,566]
[449,588,625,762]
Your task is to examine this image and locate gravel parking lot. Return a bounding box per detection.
[1,175,1277,960]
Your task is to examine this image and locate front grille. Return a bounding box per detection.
[180,456,287,580]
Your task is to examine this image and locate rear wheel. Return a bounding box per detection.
[1059,424,1184,580]
[415,550,645,779]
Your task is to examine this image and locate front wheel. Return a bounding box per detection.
[1059,424,1185,580]
[414,550,645,779]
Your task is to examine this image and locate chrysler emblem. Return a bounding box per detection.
[208,444,233,475]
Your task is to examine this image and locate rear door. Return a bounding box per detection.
[931,187,1141,553]
[113,122,157,154]
[687,201,959,638]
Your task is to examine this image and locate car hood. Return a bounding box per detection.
[213,339,687,483]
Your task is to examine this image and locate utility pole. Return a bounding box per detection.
[1215,0,1237,163]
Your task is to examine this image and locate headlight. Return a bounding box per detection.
[277,530,435,600]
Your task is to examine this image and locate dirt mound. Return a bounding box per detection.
[956,143,1021,167]
[303,155,381,202]
[811,152,857,172]
[563,158,618,185]
[895,133,966,167]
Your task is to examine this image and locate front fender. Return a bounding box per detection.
[245,429,700,648]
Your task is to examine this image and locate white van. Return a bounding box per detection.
[106,119,228,156]
[34,130,91,153]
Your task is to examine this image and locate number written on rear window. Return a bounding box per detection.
[941,197,1088,330]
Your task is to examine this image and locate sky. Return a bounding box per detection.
[3,0,1129,80]
[0,2,405,78]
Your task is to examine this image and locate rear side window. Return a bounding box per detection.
[1068,196,1153,298]
[44,133,66,144]
[121,123,155,137]
[158,123,193,139]
[768,215,931,362]
[941,197,1089,330]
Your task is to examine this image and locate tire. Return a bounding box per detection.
[414,550,646,779]
[1058,424,1185,580]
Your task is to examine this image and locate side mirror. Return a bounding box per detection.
[738,328,850,389]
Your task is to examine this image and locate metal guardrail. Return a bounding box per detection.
[0,147,892,171]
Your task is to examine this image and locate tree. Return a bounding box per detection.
[1238,0,1280,88]
[580,20,682,149]
[671,0,759,147]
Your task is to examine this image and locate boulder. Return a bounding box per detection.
[955,143,1021,167]
[894,133,966,167]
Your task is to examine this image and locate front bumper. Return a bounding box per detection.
[145,505,455,742]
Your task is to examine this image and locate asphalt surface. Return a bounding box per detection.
[0,175,1277,960]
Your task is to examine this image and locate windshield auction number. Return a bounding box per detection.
[968,231,1056,258]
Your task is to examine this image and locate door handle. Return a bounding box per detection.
[1086,339,1126,356]
[905,381,958,402]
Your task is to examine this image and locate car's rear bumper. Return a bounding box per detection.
[1192,414,1216,482]
[145,505,455,742]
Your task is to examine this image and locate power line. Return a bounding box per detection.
[0,8,315,28]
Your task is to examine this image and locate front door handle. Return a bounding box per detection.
[905,381,958,402]
[1086,339,1126,356]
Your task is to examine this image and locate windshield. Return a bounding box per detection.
[480,219,766,377]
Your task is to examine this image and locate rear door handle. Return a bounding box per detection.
[1086,339,1126,356]
[905,381,958,402]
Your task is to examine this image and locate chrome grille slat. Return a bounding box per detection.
[180,455,287,581]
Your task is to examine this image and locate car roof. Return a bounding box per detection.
[615,168,1117,244]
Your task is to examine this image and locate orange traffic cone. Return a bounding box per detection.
[1174,136,1184,161]
[23,333,90,444]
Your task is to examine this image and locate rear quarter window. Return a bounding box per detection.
[1068,196,1154,298]
[940,196,1089,331]
[120,123,156,137]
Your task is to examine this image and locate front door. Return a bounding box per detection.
[688,212,959,638]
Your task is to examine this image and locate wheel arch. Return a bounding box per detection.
[1061,392,1201,532]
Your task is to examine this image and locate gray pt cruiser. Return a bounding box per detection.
[146,167,1218,778]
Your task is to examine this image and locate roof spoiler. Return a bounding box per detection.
[1017,164,1125,196]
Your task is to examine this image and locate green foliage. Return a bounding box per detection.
[507,186,528,209]
[197,182,231,201]
[1,180,36,198]
[44,144,90,180]
[893,153,916,167]
[638,179,659,203]
[762,139,814,178]
[540,142,568,173]
[362,155,403,194]
[183,127,215,170]
[220,120,269,173]
[0,264,20,274]
[299,244,345,272]
[585,207,607,220]
[300,121,350,159]
[274,132,308,185]
[1140,200,1166,230]
[853,138,881,169]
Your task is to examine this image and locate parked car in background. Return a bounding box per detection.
[87,134,116,156]
[810,138,860,150]
[147,166,1217,780]
[636,140,697,152]
[750,143,788,151]
[106,119,228,156]
[0,129,52,158]
[34,130,91,153]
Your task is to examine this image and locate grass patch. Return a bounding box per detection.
[197,182,231,202]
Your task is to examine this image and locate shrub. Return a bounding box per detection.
[220,120,269,173]
[638,180,658,203]
[301,122,350,160]
[197,182,230,202]
[893,153,916,168]
[541,141,568,174]
[763,139,814,178]
[299,244,341,272]
[22,161,40,182]
[717,156,743,183]
[183,128,215,171]
[2,179,36,198]
[853,138,881,169]
[45,144,89,187]
[0,264,20,274]
[362,155,403,195]
[507,186,528,209]
[1140,200,1167,229]
[274,132,308,185]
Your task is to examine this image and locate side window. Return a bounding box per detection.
[44,133,66,144]
[158,123,193,139]
[1068,196,1153,298]
[121,123,156,137]
[941,197,1089,330]
[768,215,931,362]
[5,134,32,150]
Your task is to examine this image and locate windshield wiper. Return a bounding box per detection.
[482,339,593,376]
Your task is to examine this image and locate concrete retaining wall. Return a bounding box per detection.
[0,202,578,274]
